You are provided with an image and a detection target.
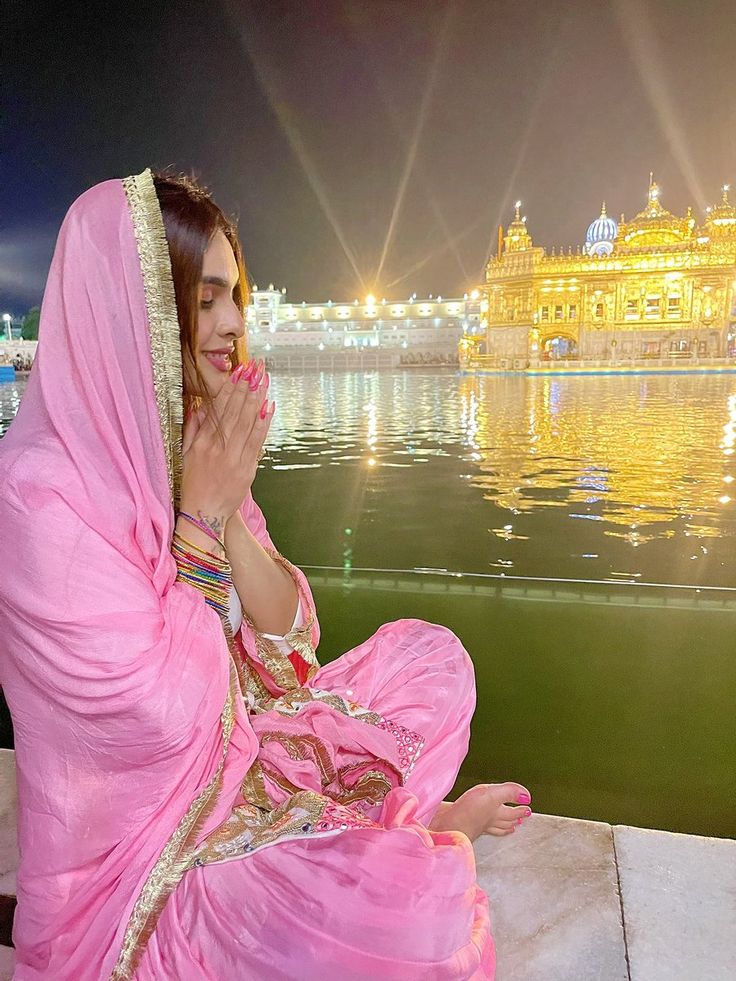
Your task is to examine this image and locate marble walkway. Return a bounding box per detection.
[0,748,733,979]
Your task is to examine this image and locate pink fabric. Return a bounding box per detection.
[0,178,494,979]
[139,618,494,981]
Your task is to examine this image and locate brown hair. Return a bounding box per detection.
[152,170,249,411]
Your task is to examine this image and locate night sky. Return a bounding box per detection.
[3,0,736,314]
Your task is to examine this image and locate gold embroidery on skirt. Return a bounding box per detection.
[264,686,383,726]
[189,791,330,866]
[335,764,394,807]
[259,730,337,787]
[258,730,398,807]
[240,758,271,811]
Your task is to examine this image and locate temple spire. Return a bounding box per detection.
[648,173,660,207]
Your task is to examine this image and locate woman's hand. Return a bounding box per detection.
[179,359,274,532]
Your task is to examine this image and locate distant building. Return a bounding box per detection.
[462,178,736,371]
[247,287,483,368]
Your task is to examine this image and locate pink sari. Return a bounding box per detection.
[0,170,493,979]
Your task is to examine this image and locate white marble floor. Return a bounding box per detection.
[1,749,734,979]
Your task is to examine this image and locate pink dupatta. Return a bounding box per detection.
[0,172,263,978]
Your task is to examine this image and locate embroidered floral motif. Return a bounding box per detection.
[376,718,425,778]
[189,791,379,868]
[265,686,382,725]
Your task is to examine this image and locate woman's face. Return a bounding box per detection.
[194,230,244,398]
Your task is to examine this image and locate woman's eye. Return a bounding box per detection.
[200,298,214,310]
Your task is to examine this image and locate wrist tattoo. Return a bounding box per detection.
[197,511,225,541]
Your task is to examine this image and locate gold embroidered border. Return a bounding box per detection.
[110,668,236,980]
[189,790,379,869]
[265,686,382,726]
[122,168,183,507]
[111,169,211,980]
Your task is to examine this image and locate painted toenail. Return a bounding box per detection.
[518,793,531,804]
[525,808,532,818]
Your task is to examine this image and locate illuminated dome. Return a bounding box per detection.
[584,202,617,256]
[704,185,736,238]
[503,201,534,253]
[618,175,695,248]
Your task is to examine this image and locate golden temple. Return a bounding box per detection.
[462,177,736,371]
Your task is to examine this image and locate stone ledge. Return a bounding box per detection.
[476,812,736,980]
[613,824,736,981]
[1,750,734,980]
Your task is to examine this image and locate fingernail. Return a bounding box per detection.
[242,361,257,381]
[230,364,244,384]
[259,399,268,420]
[263,372,270,390]
[269,400,276,416]
[518,793,531,804]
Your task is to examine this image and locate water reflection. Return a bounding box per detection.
[4,370,736,585]
[456,374,736,552]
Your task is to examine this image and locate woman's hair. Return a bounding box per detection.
[152,170,249,408]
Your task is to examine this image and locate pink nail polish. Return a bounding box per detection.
[518,793,531,805]
[242,362,256,381]
[259,400,268,420]
[525,808,532,818]
[230,364,244,384]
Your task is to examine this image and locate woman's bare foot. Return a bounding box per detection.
[428,783,532,842]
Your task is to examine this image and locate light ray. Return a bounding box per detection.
[476,42,559,283]
[222,1,366,292]
[373,4,454,287]
[384,209,494,290]
[614,0,706,210]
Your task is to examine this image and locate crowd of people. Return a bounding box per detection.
[399,350,459,366]
[11,353,34,372]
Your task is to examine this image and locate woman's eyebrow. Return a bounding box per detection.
[201,275,233,289]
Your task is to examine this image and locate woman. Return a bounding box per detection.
[0,169,531,980]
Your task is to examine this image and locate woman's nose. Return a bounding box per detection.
[220,304,245,340]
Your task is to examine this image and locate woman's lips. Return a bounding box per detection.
[203,352,231,372]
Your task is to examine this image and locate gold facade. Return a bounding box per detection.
[463,179,736,369]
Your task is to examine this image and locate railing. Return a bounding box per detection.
[301,564,736,610]
[463,355,736,372]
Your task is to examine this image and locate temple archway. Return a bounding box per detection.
[542,334,578,360]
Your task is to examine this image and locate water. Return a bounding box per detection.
[3,373,735,836]
[258,370,736,587]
